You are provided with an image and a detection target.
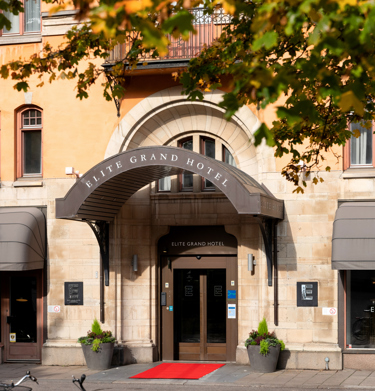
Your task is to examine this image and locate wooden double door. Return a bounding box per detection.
[161,256,237,361]
[0,270,43,362]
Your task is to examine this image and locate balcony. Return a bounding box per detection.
[106,7,231,64]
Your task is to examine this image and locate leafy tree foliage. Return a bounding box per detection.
[1,0,375,191]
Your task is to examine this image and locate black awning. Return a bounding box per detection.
[55,146,284,221]
[0,207,46,271]
[332,202,375,270]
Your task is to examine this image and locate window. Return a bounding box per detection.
[2,0,41,36]
[201,137,215,190]
[346,270,375,348]
[179,137,193,191]
[157,135,237,193]
[223,146,237,168]
[17,107,42,177]
[344,121,375,170]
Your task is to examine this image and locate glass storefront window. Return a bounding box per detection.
[347,270,375,348]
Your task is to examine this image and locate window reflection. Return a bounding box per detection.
[347,270,375,348]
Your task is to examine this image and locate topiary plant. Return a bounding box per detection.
[91,319,103,335]
[258,317,268,335]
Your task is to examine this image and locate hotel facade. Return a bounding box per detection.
[1,4,375,371]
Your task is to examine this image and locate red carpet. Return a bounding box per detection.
[130,363,225,379]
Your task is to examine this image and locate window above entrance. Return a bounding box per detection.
[157,135,237,193]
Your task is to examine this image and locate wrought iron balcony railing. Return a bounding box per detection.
[106,7,231,64]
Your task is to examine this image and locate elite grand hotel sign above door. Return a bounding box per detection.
[83,151,230,189]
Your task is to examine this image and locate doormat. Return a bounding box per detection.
[130,363,225,379]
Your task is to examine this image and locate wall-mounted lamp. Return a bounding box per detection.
[65,167,82,178]
[248,254,256,272]
[162,247,168,254]
[167,257,171,270]
[132,254,138,272]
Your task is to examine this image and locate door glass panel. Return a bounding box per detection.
[10,277,37,343]
[207,269,226,343]
[175,269,200,342]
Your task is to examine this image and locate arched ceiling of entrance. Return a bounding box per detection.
[56,146,284,222]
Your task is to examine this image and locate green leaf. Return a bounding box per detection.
[162,10,195,39]
[252,31,278,51]
[338,91,365,116]
[253,123,275,147]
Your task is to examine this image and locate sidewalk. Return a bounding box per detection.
[0,362,375,389]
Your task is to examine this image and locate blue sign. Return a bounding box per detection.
[169,306,173,311]
[228,290,236,299]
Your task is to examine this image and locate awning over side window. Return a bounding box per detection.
[0,207,46,271]
[332,202,375,270]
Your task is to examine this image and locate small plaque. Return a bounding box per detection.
[231,281,235,286]
[322,307,337,315]
[228,304,236,319]
[48,305,60,313]
[64,282,83,305]
[10,333,16,343]
[297,282,318,307]
[228,290,236,299]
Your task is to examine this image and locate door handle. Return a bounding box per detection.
[161,292,167,306]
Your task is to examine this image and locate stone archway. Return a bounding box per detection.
[105,87,276,180]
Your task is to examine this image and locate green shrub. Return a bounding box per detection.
[91,319,103,335]
[259,340,269,356]
[92,338,101,352]
[258,317,268,335]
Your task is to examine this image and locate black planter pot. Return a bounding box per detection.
[81,343,115,370]
[247,345,280,373]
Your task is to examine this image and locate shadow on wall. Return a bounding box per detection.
[277,209,297,272]
[277,349,291,369]
[112,345,137,365]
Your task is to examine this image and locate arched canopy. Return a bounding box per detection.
[56,146,284,221]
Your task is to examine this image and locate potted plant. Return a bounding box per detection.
[245,317,285,373]
[78,319,116,370]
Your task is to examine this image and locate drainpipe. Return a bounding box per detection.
[274,221,278,326]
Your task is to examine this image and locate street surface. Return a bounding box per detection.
[1,363,375,391]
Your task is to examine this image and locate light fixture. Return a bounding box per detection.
[65,167,81,178]
[16,297,28,302]
[248,254,256,272]
[167,257,171,270]
[132,255,138,272]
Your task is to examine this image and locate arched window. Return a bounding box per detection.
[17,107,42,177]
[223,146,237,168]
[157,135,237,193]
